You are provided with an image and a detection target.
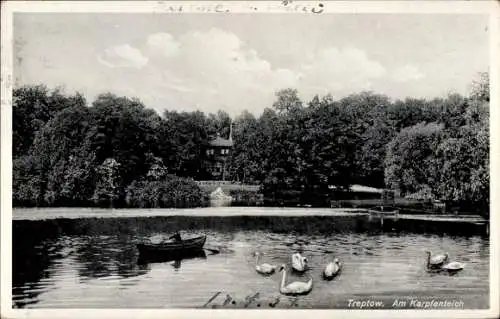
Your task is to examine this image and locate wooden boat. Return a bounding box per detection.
[137,235,206,260]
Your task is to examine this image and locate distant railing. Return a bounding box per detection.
[195,180,237,186]
[195,181,261,192]
[331,199,388,208]
[330,197,426,208]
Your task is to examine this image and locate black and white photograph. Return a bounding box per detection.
[1,1,498,318]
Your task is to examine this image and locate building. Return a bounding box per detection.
[198,123,264,207]
[329,184,396,208]
[204,124,233,180]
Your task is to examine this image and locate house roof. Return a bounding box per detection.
[209,136,233,147]
[349,184,384,194]
[328,184,384,194]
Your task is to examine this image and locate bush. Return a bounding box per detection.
[125,175,203,208]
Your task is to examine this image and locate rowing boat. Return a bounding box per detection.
[137,235,206,256]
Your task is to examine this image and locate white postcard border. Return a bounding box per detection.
[1,1,499,318]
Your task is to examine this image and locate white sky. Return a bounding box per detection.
[14,13,489,117]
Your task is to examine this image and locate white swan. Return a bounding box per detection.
[291,252,308,272]
[441,261,465,273]
[425,251,449,269]
[323,257,342,280]
[278,264,313,296]
[254,252,277,275]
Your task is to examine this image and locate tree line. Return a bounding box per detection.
[12,73,489,210]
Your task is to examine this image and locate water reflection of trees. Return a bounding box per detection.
[12,236,62,308]
[75,236,149,281]
[19,215,488,248]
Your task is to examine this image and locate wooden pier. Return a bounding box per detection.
[364,207,488,235]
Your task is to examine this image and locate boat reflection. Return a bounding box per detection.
[137,249,208,266]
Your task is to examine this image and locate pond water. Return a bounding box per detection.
[12,211,489,309]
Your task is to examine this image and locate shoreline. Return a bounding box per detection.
[12,207,367,220]
[11,207,487,224]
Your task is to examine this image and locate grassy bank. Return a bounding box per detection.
[11,207,487,223]
[11,207,367,220]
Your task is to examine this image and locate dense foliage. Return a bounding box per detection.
[125,176,203,208]
[12,73,489,210]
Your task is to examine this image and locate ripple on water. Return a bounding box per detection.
[12,219,490,309]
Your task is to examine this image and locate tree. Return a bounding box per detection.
[338,92,393,187]
[57,147,98,206]
[30,104,92,171]
[384,122,445,197]
[21,103,93,206]
[228,110,261,183]
[11,76,489,210]
[470,72,489,102]
[435,93,469,134]
[145,153,168,181]
[88,93,163,187]
[92,158,122,208]
[12,155,45,206]
[206,110,232,138]
[13,85,86,157]
[387,98,427,132]
[272,88,303,114]
[301,99,357,193]
[263,90,308,200]
[159,110,210,178]
[434,102,489,204]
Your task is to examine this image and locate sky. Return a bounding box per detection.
[14,13,489,117]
